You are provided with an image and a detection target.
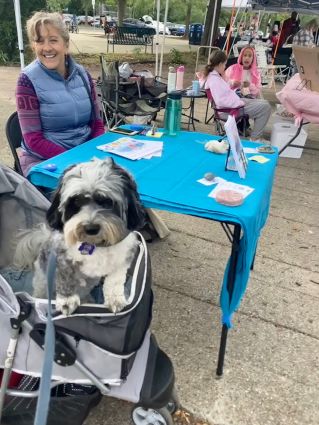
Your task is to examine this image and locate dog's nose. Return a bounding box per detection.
[84,224,100,235]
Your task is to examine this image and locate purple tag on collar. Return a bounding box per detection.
[79,242,96,255]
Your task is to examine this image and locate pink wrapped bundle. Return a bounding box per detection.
[276,74,319,124]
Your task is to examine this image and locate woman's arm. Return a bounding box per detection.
[87,72,105,137]
[16,74,66,158]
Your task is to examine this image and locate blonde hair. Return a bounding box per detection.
[26,11,69,46]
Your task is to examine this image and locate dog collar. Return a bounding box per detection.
[79,242,96,255]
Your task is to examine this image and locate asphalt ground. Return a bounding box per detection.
[0,29,318,425]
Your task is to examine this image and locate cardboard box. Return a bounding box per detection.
[271,122,307,158]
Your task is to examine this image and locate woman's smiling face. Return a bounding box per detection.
[33,24,68,77]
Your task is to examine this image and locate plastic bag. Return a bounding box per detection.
[119,62,133,79]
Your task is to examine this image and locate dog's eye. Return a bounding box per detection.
[94,194,113,209]
[71,195,90,208]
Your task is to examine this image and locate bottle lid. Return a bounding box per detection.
[177,65,185,72]
[167,91,182,99]
[168,66,176,72]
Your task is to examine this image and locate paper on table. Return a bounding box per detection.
[146,130,164,138]
[97,137,163,160]
[208,181,254,199]
[224,116,248,179]
[248,155,270,163]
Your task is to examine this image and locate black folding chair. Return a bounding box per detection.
[99,56,165,128]
[5,112,23,175]
[205,89,249,137]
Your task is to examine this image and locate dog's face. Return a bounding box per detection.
[46,158,145,247]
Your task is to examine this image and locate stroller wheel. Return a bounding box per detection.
[132,406,174,425]
[166,386,180,414]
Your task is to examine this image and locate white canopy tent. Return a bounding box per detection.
[13,0,24,69]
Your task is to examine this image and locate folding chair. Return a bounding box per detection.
[99,56,164,128]
[205,89,249,136]
[5,112,23,175]
[255,44,288,88]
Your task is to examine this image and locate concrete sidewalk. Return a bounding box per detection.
[68,26,195,55]
[0,54,318,424]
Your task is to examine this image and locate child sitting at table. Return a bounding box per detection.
[225,46,261,98]
[203,50,271,142]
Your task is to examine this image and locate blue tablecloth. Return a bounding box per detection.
[29,131,278,327]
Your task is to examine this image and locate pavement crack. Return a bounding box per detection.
[154,284,319,341]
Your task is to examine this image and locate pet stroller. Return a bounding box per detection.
[0,165,178,425]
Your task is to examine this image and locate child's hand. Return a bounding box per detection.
[241,86,251,96]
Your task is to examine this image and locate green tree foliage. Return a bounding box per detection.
[46,0,69,12]
[0,0,46,64]
[129,0,206,24]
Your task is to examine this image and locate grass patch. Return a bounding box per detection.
[1,50,198,71]
[74,50,197,68]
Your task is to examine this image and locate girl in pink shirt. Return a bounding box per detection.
[203,50,271,141]
[225,46,261,98]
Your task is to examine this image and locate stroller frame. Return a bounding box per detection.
[0,165,178,425]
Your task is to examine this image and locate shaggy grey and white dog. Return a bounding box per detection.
[14,158,145,315]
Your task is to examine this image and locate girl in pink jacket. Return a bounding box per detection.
[203,50,271,141]
[225,46,261,98]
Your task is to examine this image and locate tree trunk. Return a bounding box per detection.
[118,0,127,26]
[184,2,192,38]
[201,0,222,47]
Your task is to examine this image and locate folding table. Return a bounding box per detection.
[28,130,278,376]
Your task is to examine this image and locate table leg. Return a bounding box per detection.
[216,224,241,377]
[189,98,196,131]
[279,120,303,154]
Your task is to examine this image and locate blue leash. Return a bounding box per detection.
[34,251,57,425]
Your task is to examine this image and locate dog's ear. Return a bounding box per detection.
[46,164,78,230]
[110,160,145,230]
[46,186,63,230]
[126,188,146,230]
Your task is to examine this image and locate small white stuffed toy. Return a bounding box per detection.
[205,140,229,154]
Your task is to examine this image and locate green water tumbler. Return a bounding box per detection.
[164,91,182,136]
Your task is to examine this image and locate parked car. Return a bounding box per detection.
[169,24,186,36]
[62,13,73,24]
[152,20,170,35]
[122,18,150,28]
[140,16,170,35]
[77,15,93,25]
[90,17,102,27]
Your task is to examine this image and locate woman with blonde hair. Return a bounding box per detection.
[16,11,105,175]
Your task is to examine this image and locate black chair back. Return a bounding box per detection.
[5,112,23,175]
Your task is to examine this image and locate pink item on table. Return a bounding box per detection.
[215,190,244,206]
[276,73,319,125]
